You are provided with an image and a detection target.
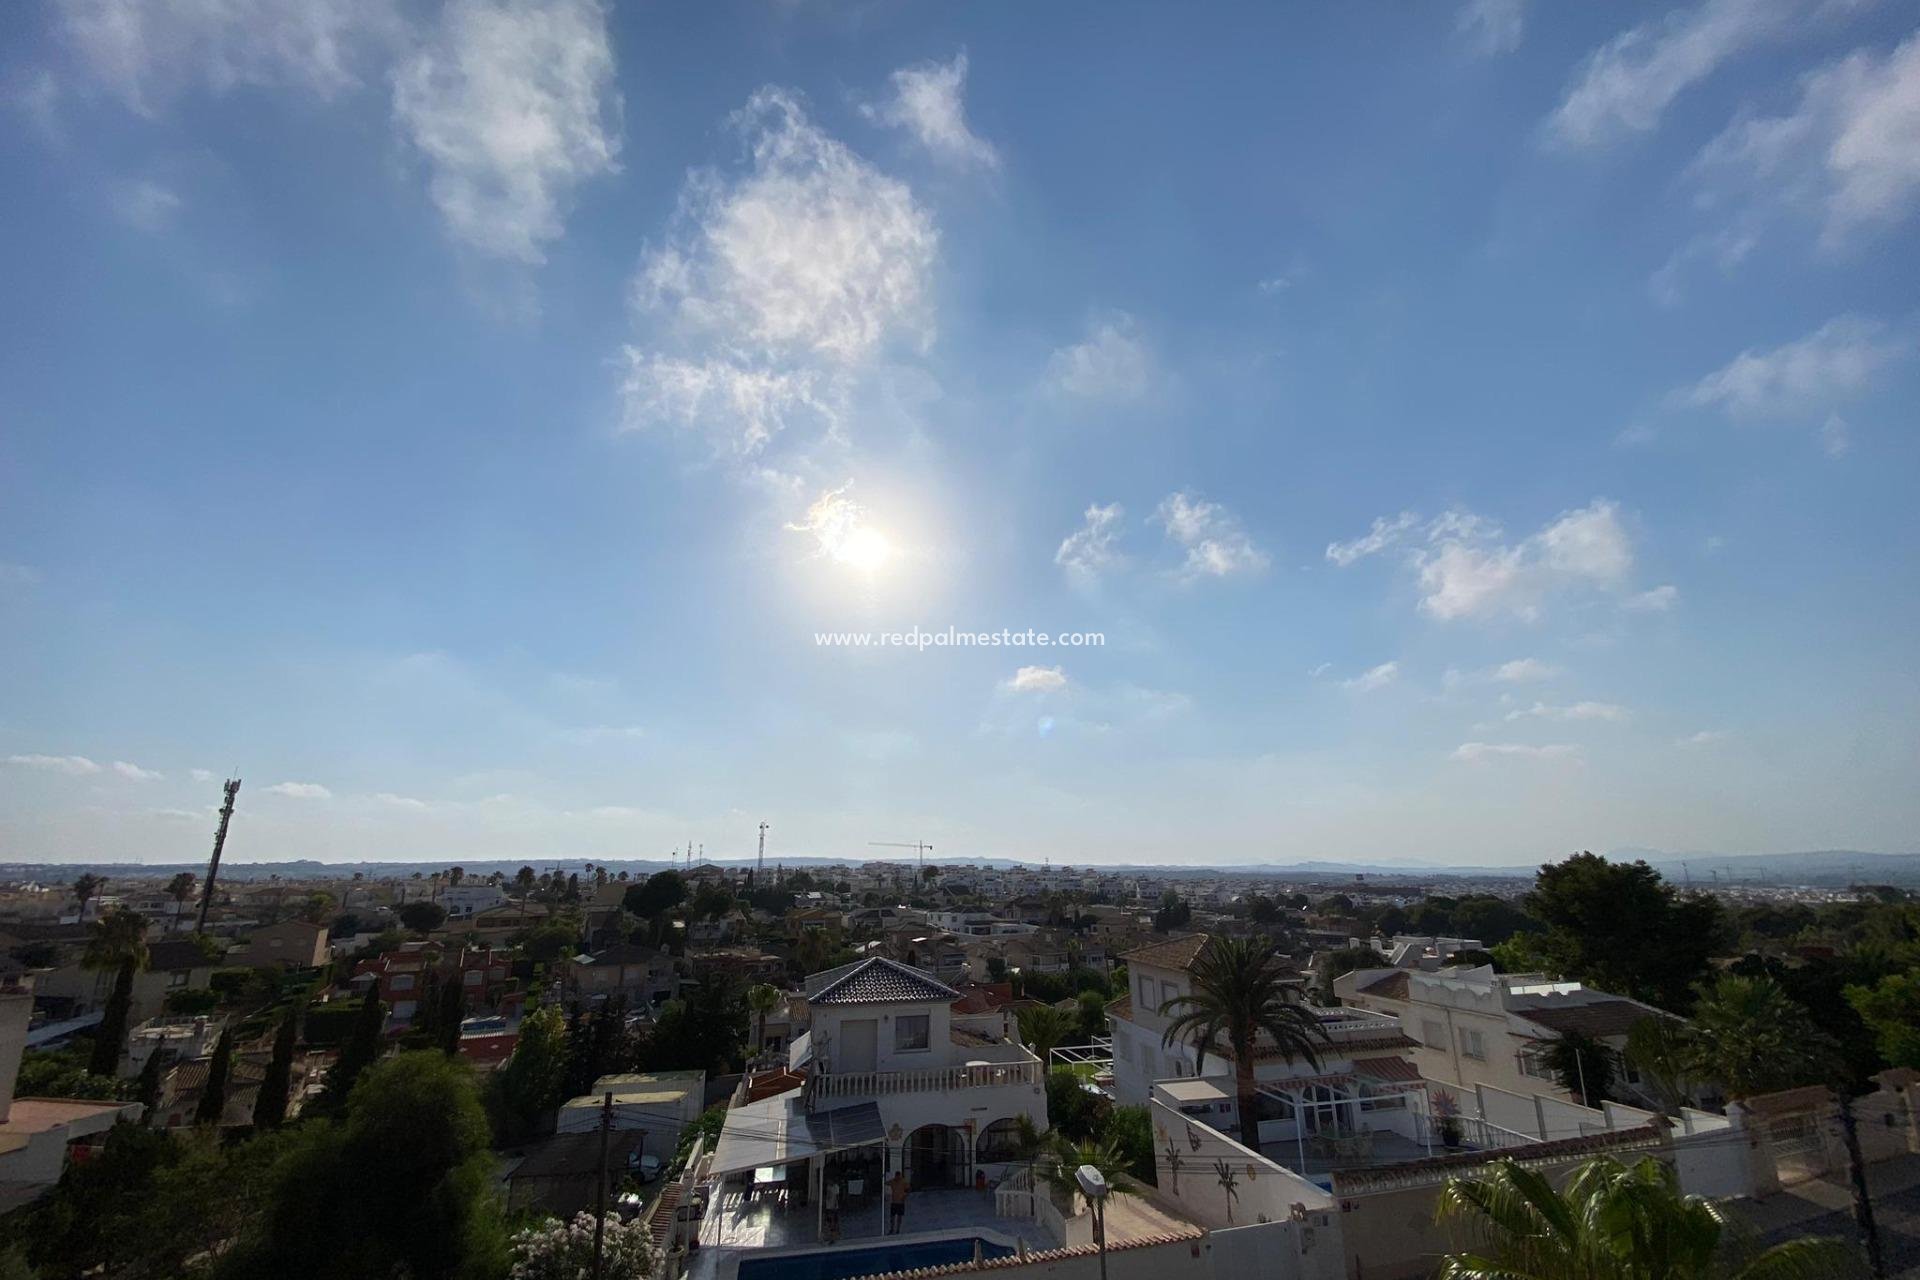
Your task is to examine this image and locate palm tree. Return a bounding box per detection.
[1037,1133,1136,1208]
[747,983,781,1057]
[1160,935,1328,1148]
[1625,1016,1695,1113]
[1018,1004,1077,1066]
[71,873,106,919]
[84,908,150,1076]
[1437,1154,1858,1279]
[165,871,198,923]
[1686,975,1837,1099]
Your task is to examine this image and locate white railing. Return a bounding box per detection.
[811,1059,1043,1102]
[1421,1113,1536,1152]
[994,1166,1037,1221]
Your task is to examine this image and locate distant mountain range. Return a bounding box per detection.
[3,849,1915,886]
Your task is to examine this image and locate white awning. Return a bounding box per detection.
[706,1097,884,1179]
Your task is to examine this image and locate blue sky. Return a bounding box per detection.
[2,0,1917,867]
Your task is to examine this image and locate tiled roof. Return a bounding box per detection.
[1250,1032,1415,1060]
[1105,993,1133,1022]
[1519,1000,1657,1039]
[808,957,959,1005]
[1352,1055,1421,1083]
[1119,933,1211,972]
[1357,970,1410,1000]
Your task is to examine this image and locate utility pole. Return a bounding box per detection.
[592,1090,613,1280]
[196,778,240,934]
[1838,1095,1887,1279]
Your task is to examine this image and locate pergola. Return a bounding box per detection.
[1255,1057,1430,1170]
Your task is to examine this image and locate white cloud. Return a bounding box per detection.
[264,780,332,798]
[110,178,182,232]
[1458,0,1526,57]
[1624,584,1680,612]
[617,353,829,458]
[189,768,216,783]
[112,760,164,780]
[1545,0,1802,150]
[1154,492,1269,580]
[60,0,401,115]
[1331,501,1640,622]
[1822,413,1851,457]
[1676,729,1730,746]
[1495,658,1558,683]
[1055,503,1127,577]
[392,0,620,263]
[785,480,900,572]
[1046,314,1152,401]
[862,51,998,169]
[1451,741,1582,762]
[1006,665,1068,694]
[375,791,429,809]
[1504,700,1629,723]
[1342,661,1401,693]
[1679,315,1905,419]
[1692,34,1920,250]
[5,753,101,775]
[637,89,937,366]
[1326,511,1419,567]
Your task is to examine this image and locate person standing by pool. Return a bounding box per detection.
[887,1170,909,1234]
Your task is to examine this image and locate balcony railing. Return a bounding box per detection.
[810,1058,1042,1103]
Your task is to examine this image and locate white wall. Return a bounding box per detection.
[812,999,955,1073]
[1147,1099,1333,1231]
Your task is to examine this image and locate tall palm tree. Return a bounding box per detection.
[84,908,150,1076]
[165,871,199,923]
[747,983,781,1057]
[72,872,106,919]
[1686,975,1837,1099]
[1018,1004,1077,1065]
[1160,936,1328,1149]
[1437,1154,1858,1279]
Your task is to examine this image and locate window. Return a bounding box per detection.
[1421,1019,1446,1047]
[464,970,483,985]
[894,1014,930,1052]
[1460,1028,1486,1060]
[1519,1049,1554,1080]
[1137,976,1153,1008]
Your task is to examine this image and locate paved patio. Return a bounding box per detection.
[1260,1130,1436,1179]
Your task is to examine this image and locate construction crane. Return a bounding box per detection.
[870,840,933,877]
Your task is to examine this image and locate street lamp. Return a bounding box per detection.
[1075,1164,1109,1280]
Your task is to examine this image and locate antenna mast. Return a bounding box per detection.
[196,778,240,934]
[758,822,769,876]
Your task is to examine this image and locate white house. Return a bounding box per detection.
[437,884,508,919]
[557,1069,706,1161]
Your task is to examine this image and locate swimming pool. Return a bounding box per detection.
[735,1236,1016,1280]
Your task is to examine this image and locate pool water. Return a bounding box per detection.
[736,1236,1016,1280]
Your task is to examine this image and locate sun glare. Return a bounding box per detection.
[833,525,896,574]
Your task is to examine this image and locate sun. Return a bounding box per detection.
[833,525,896,574]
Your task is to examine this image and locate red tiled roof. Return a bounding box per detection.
[1119,933,1211,971]
[1105,993,1133,1022]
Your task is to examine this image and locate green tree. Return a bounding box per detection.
[1541,1029,1615,1107]
[194,1028,233,1125]
[253,1002,302,1129]
[1437,1154,1857,1279]
[71,873,106,917]
[84,907,150,1076]
[747,983,781,1054]
[435,974,467,1056]
[1624,1016,1696,1113]
[321,994,385,1109]
[623,871,687,922]
[493,1004,568,1142]
[1844,970,1920,1070]
[1686,975,1837,1099]
[1525,853,1727,1011]
[1016,1005,1076,1065]
[234,1052,506,1280]
[134,1043,168,1115]
[1160,936,1328,1149]
[165,871,199,919]
[638,978,747,1074]
[397,900,448,934]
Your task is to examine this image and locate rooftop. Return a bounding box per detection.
[1518,1000,1660,1039]
[1118,933,1211,972]
[809,957,960,1006]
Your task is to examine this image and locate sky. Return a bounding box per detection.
[2,0,1917,869]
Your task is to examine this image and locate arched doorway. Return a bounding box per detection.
[905,1123,968,1187]
[975,1118,1025,1167]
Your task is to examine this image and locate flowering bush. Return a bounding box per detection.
[510,1212,656,1280]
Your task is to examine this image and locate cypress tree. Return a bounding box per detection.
[435,975,466,1057]
[88,959,138,1077]
[194,1028,233,1126]
[324,994,385,1109]
[134,1044,167,1115]
[253,1002,302,1128]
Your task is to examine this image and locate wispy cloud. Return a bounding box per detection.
[112,760,164,780]
[374,791,429,810]
[5,753,101,775]
[110,178,182,232]
[862,51,998,169]
[1676,729,1730,746]
[392,0,621,263]
[1056,502,1128,577]
[1342,661,1401,693]
[1452,741,1582,762]
[1504,700,1628,723]
[1005,665,1068,694]
[263,780,332,799]
[1677,315,1906,424]
[1443,658,1560,689]
[1544,0,1807,150]
[1329,502,1638,622]
[1624,584,1680,612]
[1155,492,1268,580]
[1458,0,1526,57]
[1046,313,1152,401]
